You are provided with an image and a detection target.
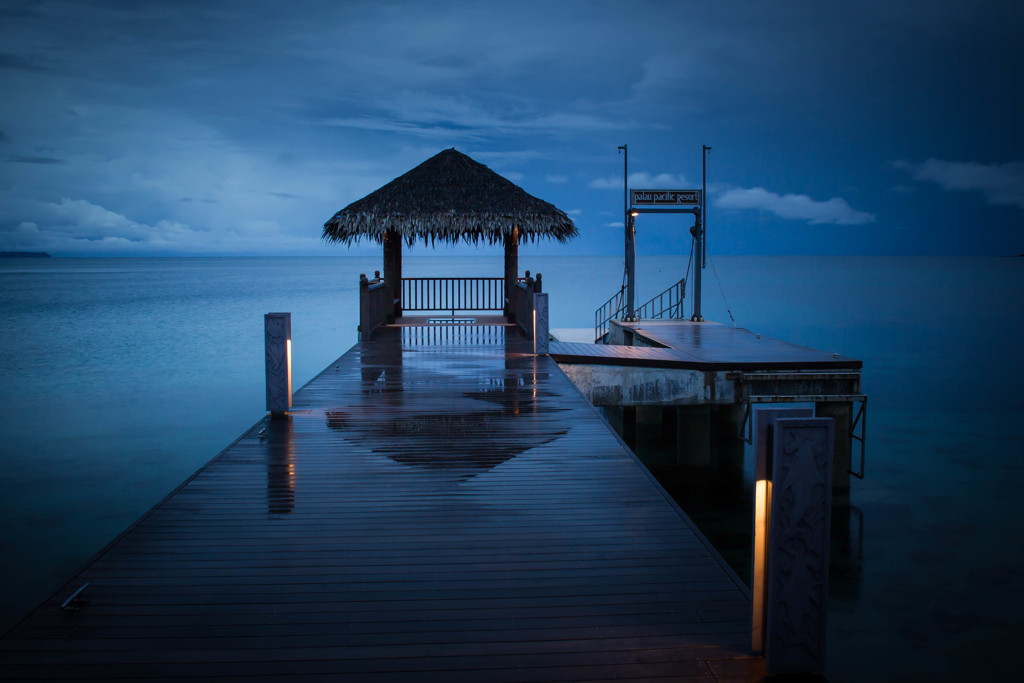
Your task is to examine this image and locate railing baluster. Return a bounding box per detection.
[392,277,508,313]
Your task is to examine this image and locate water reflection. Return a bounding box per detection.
[607,403,863,599]
[328,325,568,475]
[400,324,507,346]
[831,503,864,602]
[263,418,296,515]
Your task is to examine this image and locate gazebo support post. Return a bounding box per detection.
[383,229,402,320]
[504,227,519,320]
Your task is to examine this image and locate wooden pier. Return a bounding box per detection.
[1,321,764,681]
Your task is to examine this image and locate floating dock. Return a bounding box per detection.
[1,322,766,681]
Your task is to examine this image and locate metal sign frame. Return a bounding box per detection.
[629,207,700,214]
[630,188,702,208]
[626,191,703,320]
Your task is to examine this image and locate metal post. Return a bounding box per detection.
[619,144,636,322]
[702,144,711,268]
[690,209,703,321]
[626,212,636,321]
[618,144,628,233]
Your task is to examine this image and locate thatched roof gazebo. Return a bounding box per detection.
[323,148,576,319]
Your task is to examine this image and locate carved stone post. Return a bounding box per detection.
[752,407,814,654]
[764,417,834,675]
[532,292,548,355]
[264,312,292,418]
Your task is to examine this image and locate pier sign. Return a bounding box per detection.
[630,189,702,207]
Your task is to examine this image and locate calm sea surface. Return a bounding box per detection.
[1,254,1022,680]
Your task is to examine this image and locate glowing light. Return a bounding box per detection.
[752,478,771,653]
[286,338,293,409]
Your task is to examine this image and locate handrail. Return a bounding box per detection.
[510,272,542,335]
[636,277,686,320]
[594,286,626,343]
[402,277,504,313]
[593,277,686,342]
[359,273,393,340]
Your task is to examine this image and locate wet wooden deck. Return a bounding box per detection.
[555,321,861,371]
[1,323,763,681]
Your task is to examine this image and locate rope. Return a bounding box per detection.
[707,251,736,326]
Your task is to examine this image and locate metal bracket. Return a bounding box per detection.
[60,582,89,612]
[739,394,868,480]
[740,398,753,444]
[848,396,867,479]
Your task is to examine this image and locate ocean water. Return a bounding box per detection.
[1,254,1022,681]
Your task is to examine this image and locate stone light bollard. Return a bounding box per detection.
[533,292,548,355]
[265,312,292,418]
[758,416,834,675]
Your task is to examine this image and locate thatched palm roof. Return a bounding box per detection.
[322,148,577,246]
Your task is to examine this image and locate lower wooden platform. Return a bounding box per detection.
[555,321,862,371]
[1,323,763,681]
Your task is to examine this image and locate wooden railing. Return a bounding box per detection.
[511,272,542,336]
[402,277,504,313]
[359,271,542,340]
[359,273,393,340]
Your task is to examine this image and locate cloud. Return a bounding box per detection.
[40,198,187,242]
[320,91,628,140]
[591,172,692,190]
[0,51,52,73]
[715,187,876,225]
[567,209,582,216]
[471,150,548,163]
[0,196,330,255]
[546,174,568,183]
[7,155,63,164]
[891,159,1024,209]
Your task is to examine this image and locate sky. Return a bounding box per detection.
[1,0,1021,257]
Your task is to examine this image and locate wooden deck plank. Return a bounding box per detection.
[1,323,758,681]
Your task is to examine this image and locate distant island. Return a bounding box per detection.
[0,251,51,258]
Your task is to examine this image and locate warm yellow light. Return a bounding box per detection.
[286,338,293,409]
[532,310,537,354]
[630,211,639,217]
[752,478,771,653]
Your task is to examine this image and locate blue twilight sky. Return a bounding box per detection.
[1,0,1021,257]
